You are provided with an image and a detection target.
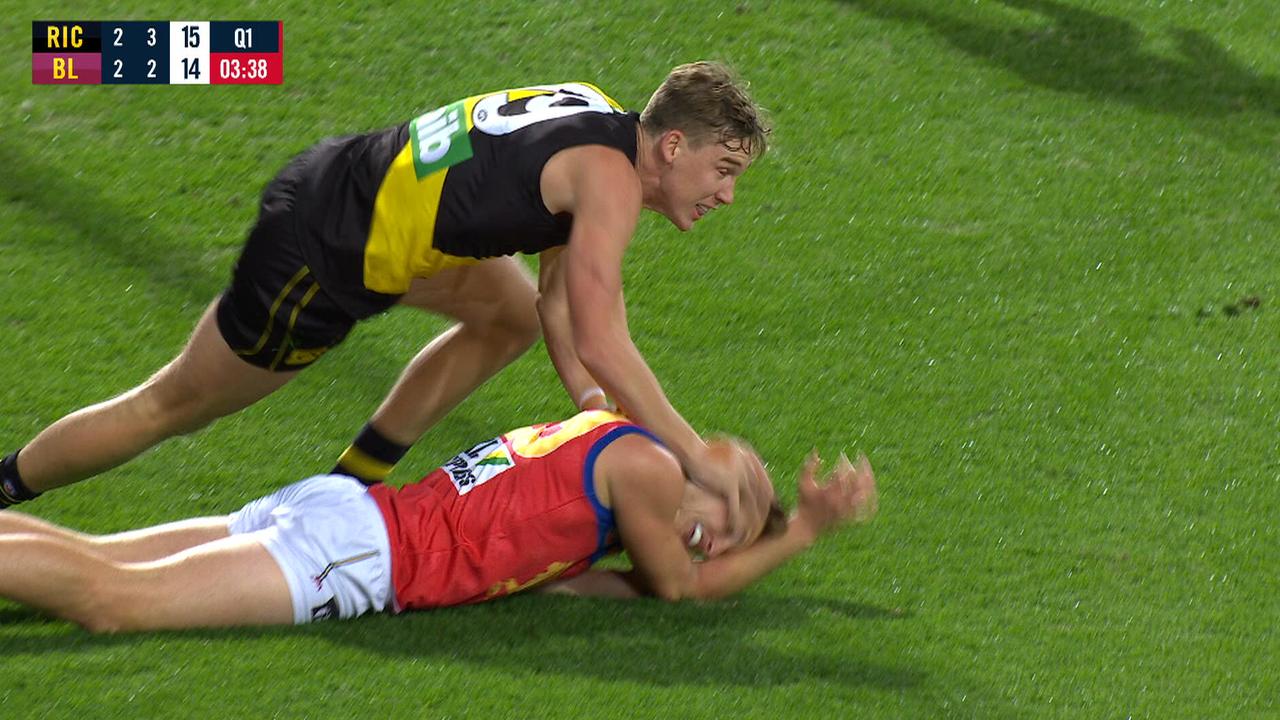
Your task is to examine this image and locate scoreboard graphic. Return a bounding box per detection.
[32,21,283,85]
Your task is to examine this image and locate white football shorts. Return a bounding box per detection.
[228,473,393,624]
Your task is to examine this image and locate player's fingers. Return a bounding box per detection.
[857,454,874,485]
[805,450,820,480]
[737,443,771,508]
[725,484,751,546]
[855,454,879,521]
[799,451,821,498]
[837,451,854,473]
[833,453,856,510]
[830,454,849,491]
[725,467,743,516]
[836,452,856,490]
[724,445,768,545]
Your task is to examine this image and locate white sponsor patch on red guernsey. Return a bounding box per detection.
[441,436,515,495]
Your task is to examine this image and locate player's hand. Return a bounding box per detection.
[793,451,877,543]
[688,438,774,546]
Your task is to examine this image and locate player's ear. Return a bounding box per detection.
[661,129,684,164]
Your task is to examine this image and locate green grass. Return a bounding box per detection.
[2,0,1278,717]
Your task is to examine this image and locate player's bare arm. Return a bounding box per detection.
[542,144,771,539]
[535,246,608,411]
[543,147,702,464]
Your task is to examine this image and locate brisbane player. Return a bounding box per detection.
[0,411,877,631]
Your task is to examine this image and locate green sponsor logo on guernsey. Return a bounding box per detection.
[409,99,473,179]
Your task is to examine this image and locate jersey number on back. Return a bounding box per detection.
[409,83,622,179]
[472,84,620,136]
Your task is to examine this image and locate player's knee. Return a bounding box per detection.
[74,573,136,634]
[133,366,222,437]
[463,302,540,357]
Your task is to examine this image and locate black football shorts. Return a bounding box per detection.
[215,149,361,372]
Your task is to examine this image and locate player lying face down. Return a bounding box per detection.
[0,412,876,632]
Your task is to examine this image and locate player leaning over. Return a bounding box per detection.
[0,411,877,631]
[1,62,773,538]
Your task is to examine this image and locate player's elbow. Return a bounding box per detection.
[646,571,703,603]
[678,568,743,603]
[650,583,690,603]
[81,613,127,635]
[653,584,733,603]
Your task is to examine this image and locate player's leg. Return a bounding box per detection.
[0,510,95,541]
[0,511,229,562]
[1,149,330,508]
[0,532,293,632]
[1,512,232,563]
[334,256,541,482]
[388,256,544,437]
[89,517,232,562]
[7,301,298,497]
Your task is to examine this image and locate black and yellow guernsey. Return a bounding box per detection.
[289,82,639,318]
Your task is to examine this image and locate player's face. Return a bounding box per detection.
[677,483,735,559]
[659,133,752,232]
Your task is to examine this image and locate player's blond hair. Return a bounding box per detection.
[640,61,770,158]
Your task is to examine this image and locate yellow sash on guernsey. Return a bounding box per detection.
[363,95,484,295]
[504,410,629,459]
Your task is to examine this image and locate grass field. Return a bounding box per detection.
[3,0,1278,717]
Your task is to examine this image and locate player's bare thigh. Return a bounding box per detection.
[91,516,232,562]
[398,256,539,328]
[130,300,301,432]
[102,534,294,632]
[0,513,229,563]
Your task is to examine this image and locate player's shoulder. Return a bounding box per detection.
[593,428,683,510]
[607,429,679,468]
[542,143,640,216]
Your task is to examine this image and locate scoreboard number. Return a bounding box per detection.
[112,58,158,80]
[181,24,200,49]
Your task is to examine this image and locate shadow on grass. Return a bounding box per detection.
[0,142,227,304]
[840,0,1280,141]
[0,593,921,690]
